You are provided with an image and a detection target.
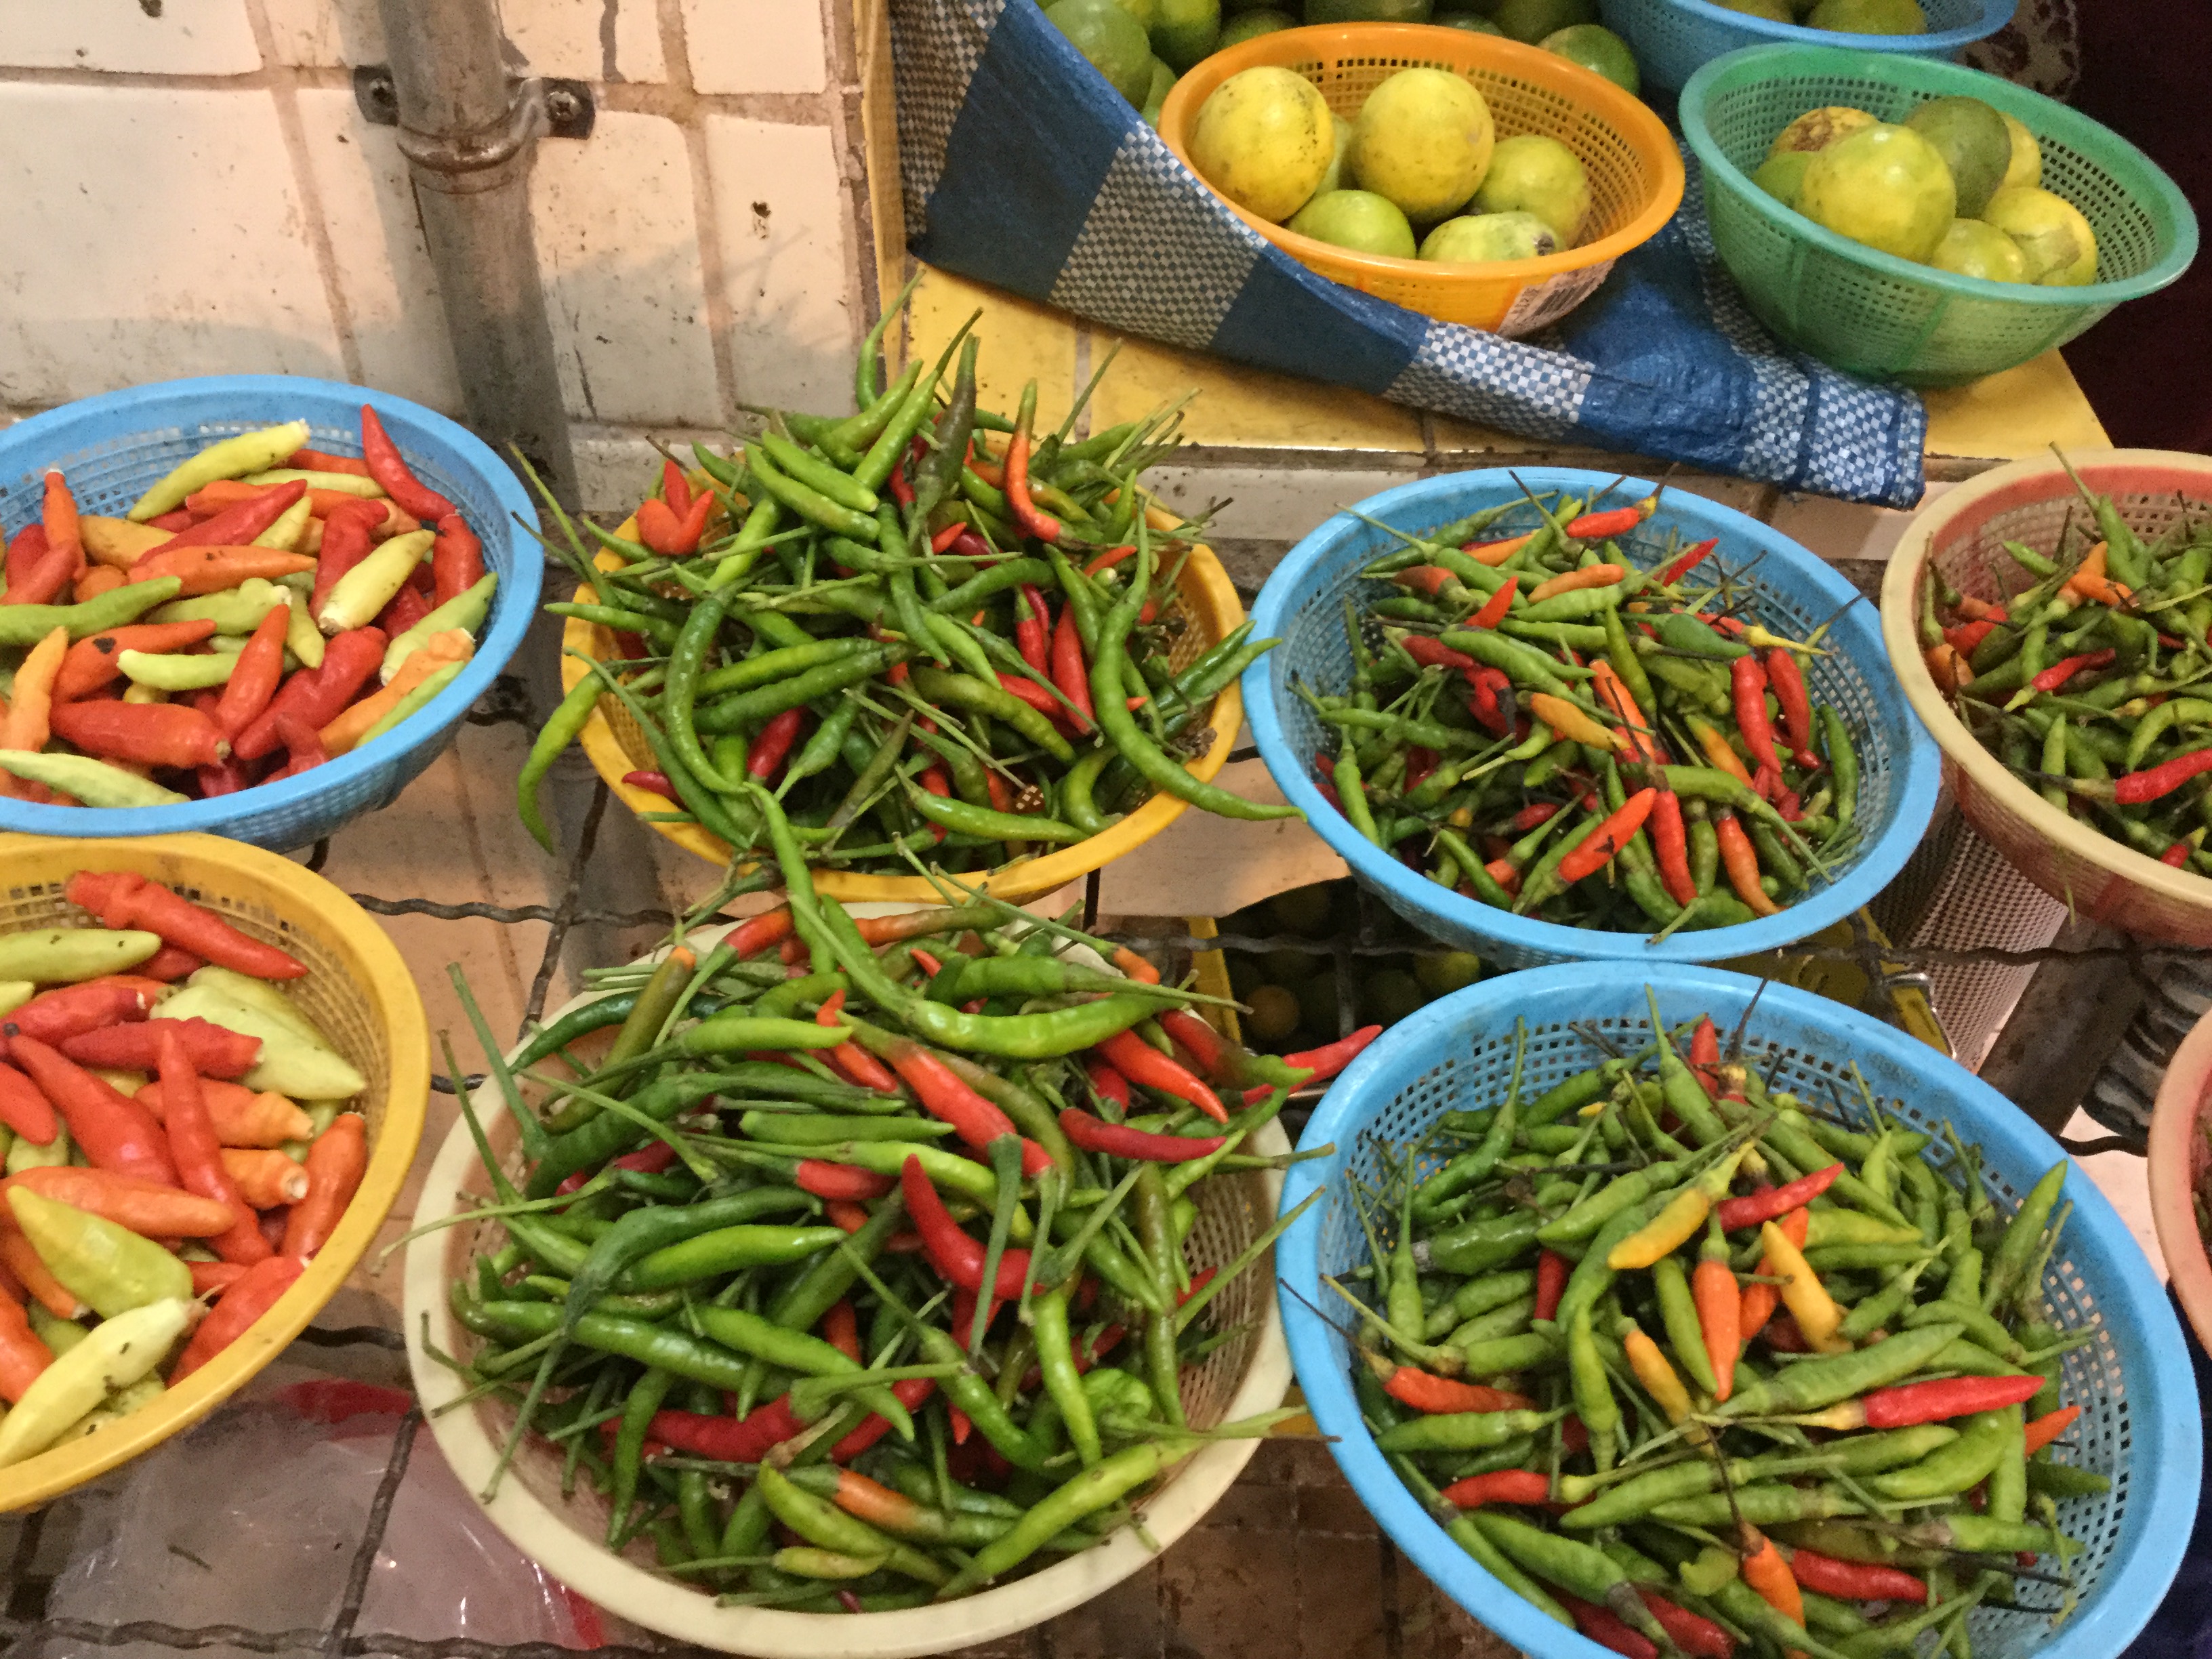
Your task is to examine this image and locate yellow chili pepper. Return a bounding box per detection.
[1760,1217,1849,1353]
[1622,1320,1694,1424]
[1528,693,1626,753]
[1607,1145,1750,1271]
[0,1298,191,1467]
[1686,715,1755,785]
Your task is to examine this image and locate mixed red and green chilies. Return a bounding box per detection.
[432,792,1361,1610]
[1920,462,2212,874]
[515,278,1294,873]
[0,411,491,806]
[1338,998,2098,1658]
[1303,489,1864,936]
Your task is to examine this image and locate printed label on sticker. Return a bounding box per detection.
[1497,261,1615,338]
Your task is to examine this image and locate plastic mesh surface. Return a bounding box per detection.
[0,377,541,851]
[1598,0,2008,91]
[1241,468,1940,971]
[1679,46,2198,386]
[1279,964,2199,1659]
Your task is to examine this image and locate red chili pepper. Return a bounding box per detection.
[1002,407,1061,544]
[1014,584,1052,674]
[1557,1592,1657,1659]
[2032,647,2116,693]
[993,673,1062,722]
[3,533,73,608]
[1565,491,1658,541]
[308,498,386,620]
[1393,565,1457,599]
[1687,1016,1721,1098]
[376,579,432,639]
[1783,1547,1925,1605]
[1466,666,1513,736]
[1658,537,1719,585]
[0,1063,57,1145]
[1439,1469,1553,1509]
[2022,1403,2081,1455]
[1379,1363,1533,1415]
[41,472,84,575]
[747,707,804,779]
[3,977,163,1048]
[1509,800,1560,834]
[1760,647,1810,752]
[820,1298,862,1364]
[49,699,225,769]
[795,1159,895,1202]
[156,1027,269,1265]
[288,448,373,478]
[1717,811,1780,918]
[10,1034,177,1185]
[1729,655,1782,781]
[878,1038,1050,1171]
[1279,1025,1381,1084]
[899,1155,1031,1296]
[1086,1057,1132,1110]
[1094,1029,1227,1123]
[816,989,901,1094]
[207,602,291,742]
[651,1393,804,1462]
[267,714,326,780]
[638,490,714,556]
[430,512,485,607]
[55,621,220,701]
[1851,1372,2047,1429]
[1637,1589,1736,1659]
[1050,604,1096,733]
[3,525,50,592]
[2162,840,2195,868]
[1557,788,1658,884]
[2116,747,2212,804]
[658,459,693,518]
[237,626,386,762]
[190,1260,249,1296]
[157,479,310,554]
[359,405,454,521]
[1715,1162,1843,1230]
[1156,1009,1225,1078]
[1645,790,1699,907]
[1468,575,1519,631]
[829,1375,939,1462]
[1399,636,1477,671]
[1059,1107,1225,1163]
[146,510,194,533]
[61,1018,260,1078]
[136,945,203,983]
[1534,1247,1570,1323]
[65,870,307,981]
[170,1253,306,1382]
[621,770,679,801]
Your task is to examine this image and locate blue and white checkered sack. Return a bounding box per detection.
[889,0,1929,507]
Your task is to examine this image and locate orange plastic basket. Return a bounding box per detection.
[1158,24,1684,336]
[1879,449,2212,945]
[563,504,1248,904]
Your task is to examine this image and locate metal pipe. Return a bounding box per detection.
[373,0,579,507]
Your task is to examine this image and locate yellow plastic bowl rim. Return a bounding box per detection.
[0,832,429,1511]
[562,505,1249,903]
[1156,24,1687,291]
[1878,447,2212,926]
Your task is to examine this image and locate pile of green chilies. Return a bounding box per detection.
[432,794,1315,1611]
[515,278,1294,872]
[1336,996,2104,1658]
[1307,488,1865,937]
[1919,462,2212,876]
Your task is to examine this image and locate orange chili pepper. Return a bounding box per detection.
[1462,532,1534,567]
[279,1113,367,1255]
[41,472,85,579]
[1527,563,1626,605]
[157,1026,270,1263]
[2022,1403,2081,1456]
[222,1147,312,1208]
[0,1281,51,1404]
[1738,1205,1809,1343]
[127,545,317,596]
[1715,810,1780,917]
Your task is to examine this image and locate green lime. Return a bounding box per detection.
[1152,0,1221,70]
[1473,133,1592,245]
[1805,0,1925,30]
[1439,12,1504,29]
[1261,946,1322,982]
[1141,55,1177,125]
[1103,0,1161,29]
[1413,950,1483,995]
[1753,148,1812,209]
[1904,95,2009,218]
[1225,953,1265,999]
[1268,882,1339,936]
[1295,972,1343,1035]
[1315,113,1357,192]
[1218,6,1296,42]
[1305,0,1432,19]
[1539,23,1637,95]
[1362,968,1429,1025]
[1223,0,1282,12]
[1490,0,1595,43]
[1715,0,1792,20]
[1290,189,1418,255]
[1048,0,1156,104]
[1244,985,1303,1044]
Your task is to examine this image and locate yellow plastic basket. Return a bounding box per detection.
[1879,449,2212,946]
[1157,24,1685,335]
[0,832,428,1511]
[563,506,1249,903]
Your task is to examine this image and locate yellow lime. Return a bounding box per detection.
[1473,133,1591,245]
[1244,985,1302,1043]
[1928,218,2030,281]
[1983,186,2097,285]
[1290,188,1419,255]
[1805,0,1926,31]
[1191,65,1336,221]
[1420,210,1558,260]
[1152,0,1222,70]
[1767,106,1877,159]
[1413,951,1483,995]
[2000,112,2041,191]
[1351,67,1495,222]
[1718,0,1793,20]
[1540,24,1639,95]
[1753,149,1812,208]
[1219,7,1296,43]
[1800,121,1954,260]
[1048,0,1157,104]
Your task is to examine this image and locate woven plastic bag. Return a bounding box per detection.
[890,0,1929,507]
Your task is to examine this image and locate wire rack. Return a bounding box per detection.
[0,646,2192,1658]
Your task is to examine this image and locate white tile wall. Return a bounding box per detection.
[682,0,828,94]
[0,83,345,406]
[0,0,262,75]
[705,117,857,417]
[261,0,665,78]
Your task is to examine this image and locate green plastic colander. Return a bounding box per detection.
[1680,43,2198,386]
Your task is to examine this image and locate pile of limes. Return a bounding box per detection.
[1186,62,1597,262]
[1717,0,1925,31]
[1755,95,2098,285]
[1216,880,1483,1053]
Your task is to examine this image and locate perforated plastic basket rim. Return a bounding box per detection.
[405,906,1294,1659]
[1241,466,1944,965]
[2146,1005,2212,1358]
[1634,0,2013,60]
[1877,448,2212,940]
[1681,43,2200,307]
[0,375,541,844]
[1278,961,2201,1659]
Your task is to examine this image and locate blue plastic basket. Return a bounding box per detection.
[1279,962,2200,1659]
[1598,0,2013,91]
[1241,469,1941,972]
[0,376,540,852]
